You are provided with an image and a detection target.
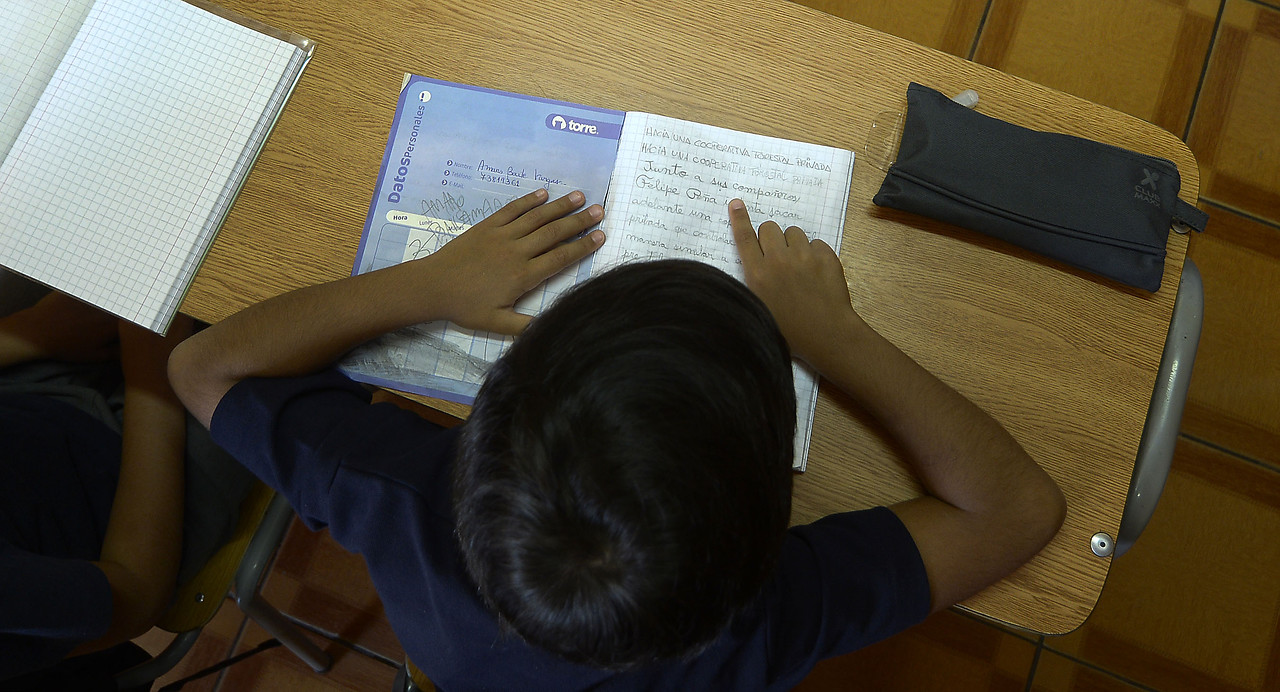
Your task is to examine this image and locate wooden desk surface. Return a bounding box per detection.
[189,0,1197,635]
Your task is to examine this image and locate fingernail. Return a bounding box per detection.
[589,230,605,245]
[729,199,745,210]
[588,205,603,220]
[570,190,585,204]
[534,188,548,200]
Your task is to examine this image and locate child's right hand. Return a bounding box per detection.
[419,188,604,335]
[728,198,867,373]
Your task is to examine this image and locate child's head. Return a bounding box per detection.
[453,259,796,670]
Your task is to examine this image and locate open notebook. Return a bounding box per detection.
[0,0,313,333]
[340,76,854,471]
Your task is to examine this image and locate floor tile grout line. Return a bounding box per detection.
[1199,197,1280,232]
[1181,0,1227,142]
[1037,645,1162,691]
[202,526,403,686]
[1180,430,1280,473]
[952,607,1045,645]
[966,0,997,61]
[211,526,286,690]
[208,607,251,692]
[1023,638,1043,692]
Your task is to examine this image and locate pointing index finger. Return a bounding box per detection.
[728,199,762,261]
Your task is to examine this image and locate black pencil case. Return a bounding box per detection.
[872,83,1207,292]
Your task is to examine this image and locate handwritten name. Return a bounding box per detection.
[634,174,681,197]
[477,160,527,178]
[533,169,564,185]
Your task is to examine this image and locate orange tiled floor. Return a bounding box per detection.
[134,522,406,692]
[136,1,1280,689]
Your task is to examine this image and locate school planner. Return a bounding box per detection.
[0,0,313,333]
[341,75,854,471]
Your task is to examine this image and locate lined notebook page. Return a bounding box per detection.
[0,0,305,332]
[597,112,854,470]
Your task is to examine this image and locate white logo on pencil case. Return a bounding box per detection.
[1134,168,1160,207]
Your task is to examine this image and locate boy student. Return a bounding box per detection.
[169,189,1066,689]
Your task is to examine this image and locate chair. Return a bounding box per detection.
[393,659,438,692]
[1112,259,1204,557]
[114,483,332,688]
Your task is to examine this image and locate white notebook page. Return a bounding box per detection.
[0,0,97,159]
[0,0,300,331]
[597,112,854,470]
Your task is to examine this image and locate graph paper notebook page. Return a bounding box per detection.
[0,0,313,333]
[340,76,853,471]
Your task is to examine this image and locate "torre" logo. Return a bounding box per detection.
[544,113,621,139]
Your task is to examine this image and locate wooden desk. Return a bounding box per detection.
[185,0,1197,636]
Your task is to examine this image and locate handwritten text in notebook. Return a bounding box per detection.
[597,112,851,285]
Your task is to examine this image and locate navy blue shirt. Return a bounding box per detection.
[0,394,118,681]
[211,370,930,690]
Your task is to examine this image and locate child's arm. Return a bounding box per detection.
[728,199,1066,614]
[170,189,604,428]
[0,294,186,653]
[74,319,191,654]
[0,291,118,368]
